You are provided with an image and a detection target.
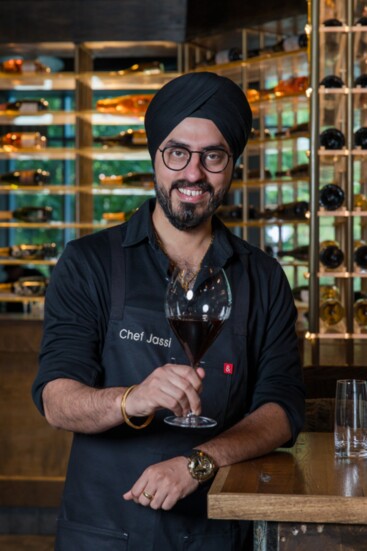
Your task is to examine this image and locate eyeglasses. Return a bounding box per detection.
[159,145,232,173]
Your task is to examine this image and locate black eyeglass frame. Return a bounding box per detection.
[158,145,233,173]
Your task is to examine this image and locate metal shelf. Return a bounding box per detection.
[78,111,144,126]
[78,71,180,90]
[0,72,76,91]
[0,259,57,266]
[0,148,76,160]
[306,331,367,340]
[0,185,78,194]
[0,111,76,125]
[308,0,367,361]
[0,221,125,229]
[0,294,45,303]
[78,146,150,161]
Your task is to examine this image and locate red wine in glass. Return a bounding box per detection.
[164,265,232,428]
[168,318,224,367]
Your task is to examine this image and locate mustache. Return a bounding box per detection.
[170,179,213,194]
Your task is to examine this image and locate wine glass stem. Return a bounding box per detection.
[187,361,201,418]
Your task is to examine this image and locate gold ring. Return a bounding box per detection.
[143,491,154,501]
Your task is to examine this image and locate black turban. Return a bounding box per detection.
[144,72,252,165]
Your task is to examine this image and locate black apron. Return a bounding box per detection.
[55,227,251,551]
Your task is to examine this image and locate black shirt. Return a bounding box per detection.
[33,198,305,441]
[31,198,305,549]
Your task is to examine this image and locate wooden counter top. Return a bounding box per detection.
[208,432,367,525]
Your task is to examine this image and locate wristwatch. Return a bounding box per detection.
[187,449,217,482]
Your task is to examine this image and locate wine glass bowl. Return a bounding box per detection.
[164,265,232,428]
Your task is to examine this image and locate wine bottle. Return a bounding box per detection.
[216,204,243,221]
[320,298,345,326]
[250,128,272,139]
[319,183,345,210]
[276,245,309,261]
[214,48,242,64]
[354,241,367,270]
[275,163,309,177]
[354,127,367,149]
[0,243,57,260]
[290,122,309,135]
[292,285,309,302]
[13,276,48,297]
[96,94,154,115]
[117,61,164,76]
[319,75,345,88]
[247,33,307,58]
[274,122,309,137]
[234,165,273,180]
[319,240,344,269]
[0,283,13,293]
[104,209,137,223]
[321,19,343,57]
[94,129,147,148]
[102,212,126,223]
[320,284,340,301]
[354,298,367,328]
[0,132,47,149]
[99,171,154,186]
[0,59,50,74]
[319,128,345,149]
[355,16,367,26]
[322,18,343,27]
[0,206,52,222]
[0,98,49,113]
[274,76,309,97]
[281,33,308,51]
[0,169,50,185]
[319,77,342,122]
[354,75,367,88]
[244,167,272,180]
[252,200,309,221]
[247,88,260,103]
[354,193,367,210]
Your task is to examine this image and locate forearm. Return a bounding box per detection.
[43,378,125,433]
[198,402,292,468]
[42,362,204,434]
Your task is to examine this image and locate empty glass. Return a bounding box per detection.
[334,379,367,458]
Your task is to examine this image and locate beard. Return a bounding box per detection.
[154,178,231,231]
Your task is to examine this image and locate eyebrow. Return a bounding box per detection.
[164,140,229,151]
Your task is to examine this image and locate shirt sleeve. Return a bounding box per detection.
[248,259,305,445]
[32,239,110,415]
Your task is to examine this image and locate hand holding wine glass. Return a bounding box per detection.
[164,265,232,428]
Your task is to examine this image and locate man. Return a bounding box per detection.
[32,72,305,550]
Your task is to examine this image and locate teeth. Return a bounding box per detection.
[178,188,204,197]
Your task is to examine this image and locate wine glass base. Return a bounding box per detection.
[164,414,217,428]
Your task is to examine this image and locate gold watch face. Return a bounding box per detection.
[188,451,215,481]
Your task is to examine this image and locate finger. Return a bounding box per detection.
[127,365,203,417]
[161,493,179,511]
[140,489,156,507]
[148,488,169,510]
[162,365,204,414]
[195,366,205,380]
[156,376,202,416]
[168,364,204,391]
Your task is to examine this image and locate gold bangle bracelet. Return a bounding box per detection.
[120,385,154,430]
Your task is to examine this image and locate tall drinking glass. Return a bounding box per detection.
[334,379,367,458]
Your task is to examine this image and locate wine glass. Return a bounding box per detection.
[164,265,232,428]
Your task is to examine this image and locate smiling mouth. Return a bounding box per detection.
[178,187,206,197]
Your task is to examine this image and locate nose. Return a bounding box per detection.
[182,151,207,181]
